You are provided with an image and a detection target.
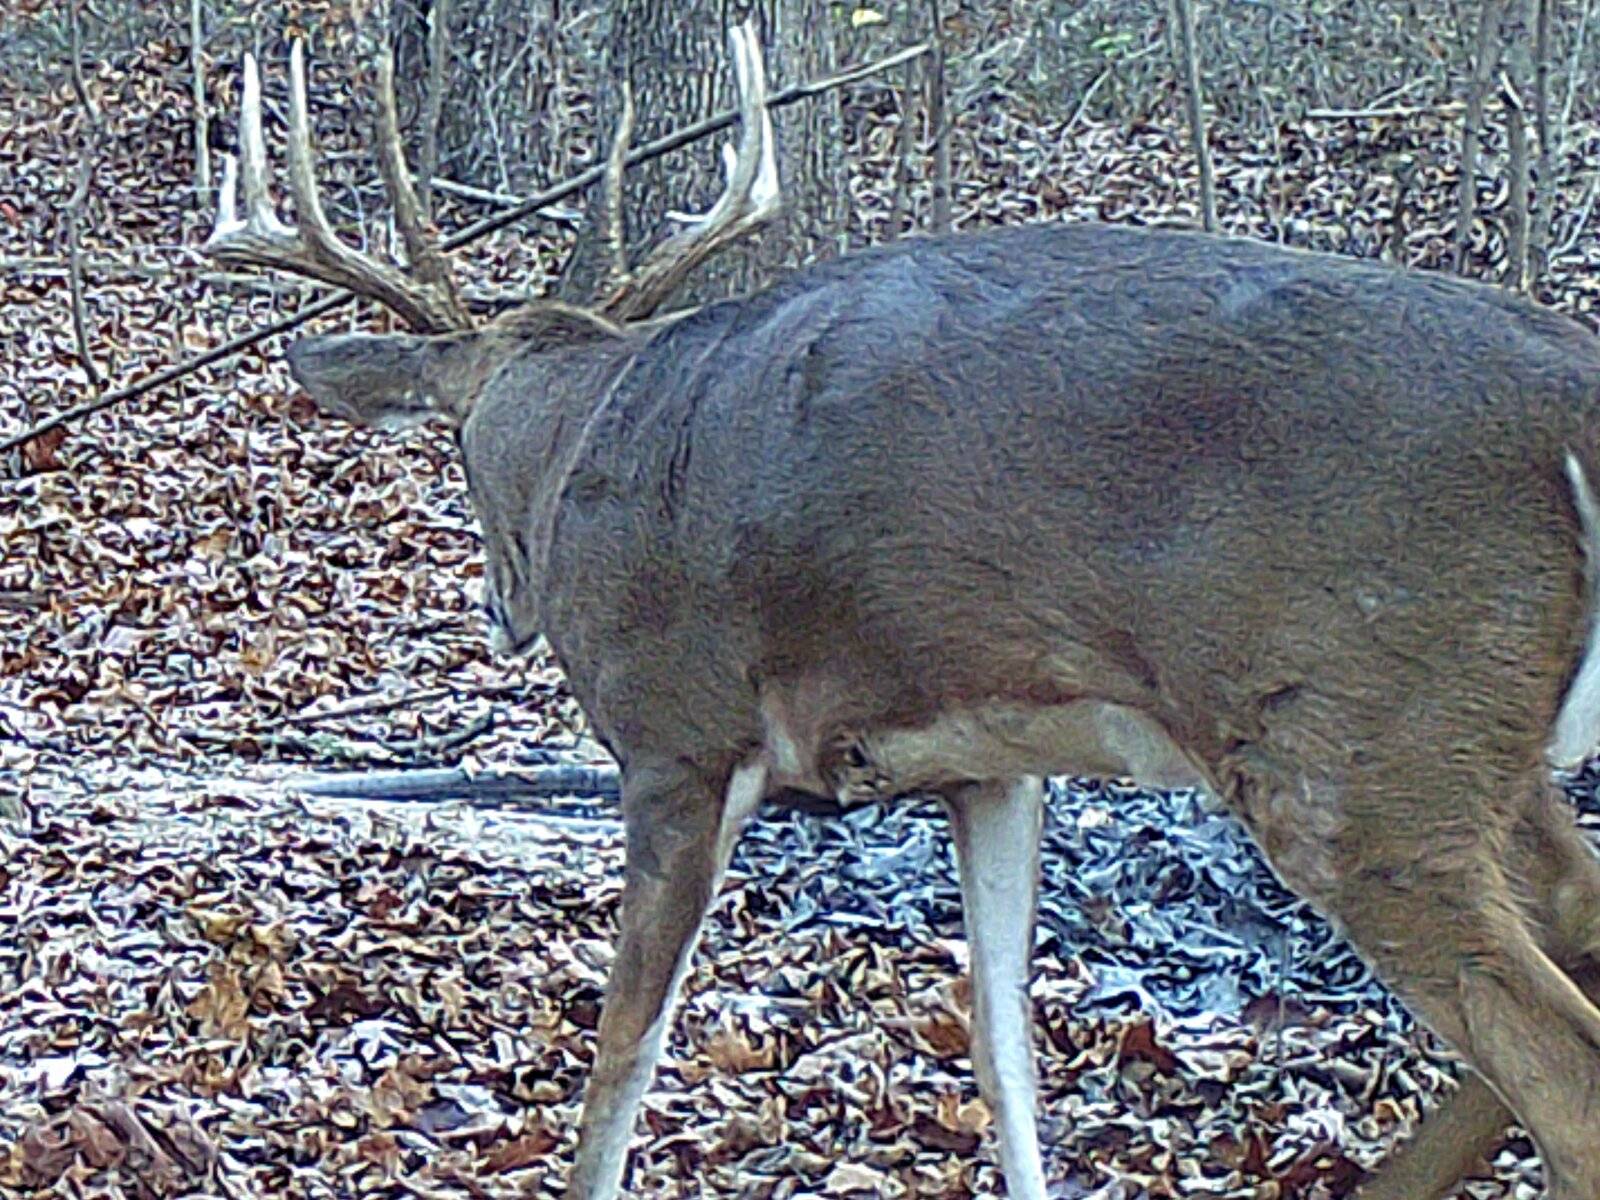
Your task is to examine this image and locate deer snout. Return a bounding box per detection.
[285,333,437,430]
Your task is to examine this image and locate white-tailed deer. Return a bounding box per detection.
[205,23,1600,1199]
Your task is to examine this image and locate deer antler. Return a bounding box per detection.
[205,40,470,334]
[599,19,782,322]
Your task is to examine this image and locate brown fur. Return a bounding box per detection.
[287,223,1600,1198]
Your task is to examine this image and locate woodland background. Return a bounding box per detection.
[4,1,1600,1196]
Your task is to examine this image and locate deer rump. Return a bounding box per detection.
[488,222,1600,816]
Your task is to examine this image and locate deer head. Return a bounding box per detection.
[205,22,779,431]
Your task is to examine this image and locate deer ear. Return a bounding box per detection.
[285,332,447,430]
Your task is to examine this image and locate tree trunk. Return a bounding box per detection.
[1529,0,1553,285]
[1505,79,1529,290]
[559,2,847,307]
[1169,0,1217,233]
[1455,0,1508,273]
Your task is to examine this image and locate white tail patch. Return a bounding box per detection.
[1549,452,1600,769]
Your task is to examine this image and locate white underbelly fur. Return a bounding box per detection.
[759,689,1209,804]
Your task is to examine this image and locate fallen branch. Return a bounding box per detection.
[286,762,874,819]
[431,175,580,217]
[287,762,621,805]
[1,292,350,456]
[2,40,932,457]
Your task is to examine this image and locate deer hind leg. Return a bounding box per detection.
[1278,771,1600,1200]
[1409,915,1600,1200]
[939,776,1050,1200]
[567,759,765,1200]
[1359,783,1600,1200]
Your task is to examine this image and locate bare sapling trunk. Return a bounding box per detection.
[66,0,101,392]
[1505,79,1530,290]
[1529,0,1554,283]
[1456,0,1509,272]
[190,0,210,201]
[418,0,449,223]
[925,0,952,234]
[1169,0,1217,232]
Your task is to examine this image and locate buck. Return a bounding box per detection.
[205,23,1600,1200]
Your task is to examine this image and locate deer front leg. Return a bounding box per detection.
[940,776,1050,1200]
[567,759,765,1200]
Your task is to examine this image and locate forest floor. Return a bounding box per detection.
[7,14,1600,1200]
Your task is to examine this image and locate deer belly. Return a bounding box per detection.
[760,683,1207,803]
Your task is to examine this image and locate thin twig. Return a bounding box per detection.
[1558,0,1594,154]
[1554,167,1600,257]
[178,710,496,765]
[190,0,210,202]
[1343,76,1430,113]
[1303,101,1465,120]
[65,155,102,393]
[1064,66,1111,138]
[924,0,952,234]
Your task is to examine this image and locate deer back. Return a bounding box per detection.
[471,223,1600,789]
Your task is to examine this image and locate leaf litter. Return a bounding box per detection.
[7,765,1593,1197]
[7,14,1600,1200]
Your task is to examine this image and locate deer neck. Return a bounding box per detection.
[412,328,528,426]
[457,328,647,657]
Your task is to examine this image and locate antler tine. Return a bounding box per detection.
[602,79,637,286]
[280,39,339,264]
[373,44,460,295]
[240,52,294,239]
[208,54,291,247]
[204,39,470,335]
[711,21,780,223]
[601,19,781,322]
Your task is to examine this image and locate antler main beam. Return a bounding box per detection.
[600,19,782,322]
[205,41,470,334]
